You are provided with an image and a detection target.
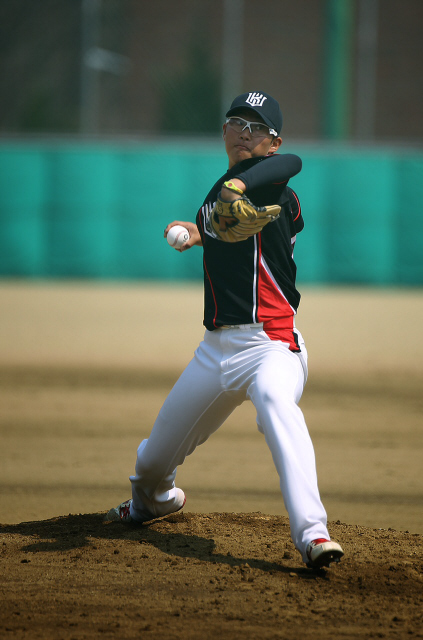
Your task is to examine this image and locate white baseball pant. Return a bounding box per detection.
[129,324,330,561]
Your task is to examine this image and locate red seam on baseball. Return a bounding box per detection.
[172,231,184,246]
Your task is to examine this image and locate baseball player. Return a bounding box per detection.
[109,91,344,570]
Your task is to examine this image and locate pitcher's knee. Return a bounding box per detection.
[255,390,300,430]
[260,387,293,411]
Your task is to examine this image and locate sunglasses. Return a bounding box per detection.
[226,116,277,138]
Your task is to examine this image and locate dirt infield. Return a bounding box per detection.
[1,511,422,639]
[0,282,422,638]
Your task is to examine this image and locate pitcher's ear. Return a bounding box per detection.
[270,136,282,152]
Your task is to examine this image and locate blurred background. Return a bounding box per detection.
[0,0,423,283]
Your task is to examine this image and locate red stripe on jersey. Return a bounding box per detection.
[257,237,299,351]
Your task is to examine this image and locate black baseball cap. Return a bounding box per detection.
[226,91,283,135]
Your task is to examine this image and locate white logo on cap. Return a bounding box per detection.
[245,92,267,107]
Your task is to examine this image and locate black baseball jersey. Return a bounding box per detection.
[196,153,304,352]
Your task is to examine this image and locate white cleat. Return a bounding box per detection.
[306,538,344,569]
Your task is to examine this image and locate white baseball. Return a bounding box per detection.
[166,225,189,249]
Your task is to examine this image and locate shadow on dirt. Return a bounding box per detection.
[0,511,323,579]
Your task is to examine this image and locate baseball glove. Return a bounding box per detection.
[209,194,281,242]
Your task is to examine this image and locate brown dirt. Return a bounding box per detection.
[1,511,422,639]
[1,283,423,639]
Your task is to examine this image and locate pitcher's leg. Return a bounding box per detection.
[129,439,185,520]
[249,346,329,561]
[130,341,243,521]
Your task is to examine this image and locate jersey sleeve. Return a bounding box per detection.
[233,154,302,191]
[288,187,304,233]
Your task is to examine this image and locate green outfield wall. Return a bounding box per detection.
[0,141,422,284]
